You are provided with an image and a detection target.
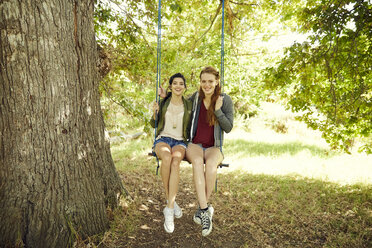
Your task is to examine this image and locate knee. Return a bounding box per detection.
[205,162,217,175]
[171,152,183,161]
[191,157,204,167]
[161,154,172,165]
[170,160,180,171]
[170,152,183,166]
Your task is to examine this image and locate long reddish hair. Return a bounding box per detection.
[198,66,221,126]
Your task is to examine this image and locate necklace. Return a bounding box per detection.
[170,102,183,129]
[172,106,177,129]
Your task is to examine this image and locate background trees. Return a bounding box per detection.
[95,0,371,153]
[264,0,372,153]
[94,0,298,130]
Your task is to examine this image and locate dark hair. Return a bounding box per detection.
[199,66,221,126]
[164,72,186,102]
[169,72,186,87]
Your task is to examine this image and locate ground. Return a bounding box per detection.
[85,155,371,248]
[114,166,269,248]
[79,102,372,248]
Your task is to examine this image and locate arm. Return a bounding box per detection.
[214,94,234,133]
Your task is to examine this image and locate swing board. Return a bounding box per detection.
[147,152,229,168]
[148,151,228,192]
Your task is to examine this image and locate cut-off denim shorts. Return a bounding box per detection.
[192,143,210,151]
[190,142,224,159]
[154,136,187,149]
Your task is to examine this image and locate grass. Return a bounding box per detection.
[224,139,333,158]
[77,134,372,247]
[215,171,372,247]
[76,102,372,247]
[110,137,153,172]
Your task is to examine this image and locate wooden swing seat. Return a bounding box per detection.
[147,152,229,168]
[148,151,228,192]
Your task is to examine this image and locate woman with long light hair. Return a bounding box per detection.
[186,66,234,236]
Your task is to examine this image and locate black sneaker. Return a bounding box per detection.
[193,207,202,225]
[200,210,212,236]
[194,204,214,225]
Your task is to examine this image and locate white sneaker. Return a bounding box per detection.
[163,207,174,233]
[174,202,183,218]
[208,204,214,221]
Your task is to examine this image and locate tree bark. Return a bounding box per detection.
[0,1,123,247]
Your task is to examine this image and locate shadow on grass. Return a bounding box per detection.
[224,139,334,158]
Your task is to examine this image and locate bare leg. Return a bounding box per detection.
[204,147,223,202]
[186,143,208,209]
[155,142,172,199]
[167,145,185,208]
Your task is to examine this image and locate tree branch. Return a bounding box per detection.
[189,2,222,51]
[110,1,152,50]
[229,1,258,6]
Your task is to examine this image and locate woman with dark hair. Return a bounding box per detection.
[186,66,234,236]
[150,73,192,233]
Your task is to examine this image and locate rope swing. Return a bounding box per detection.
[150,1,229,183]
[153,0,162,175]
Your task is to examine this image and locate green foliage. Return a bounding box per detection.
[264,0,372,153]
[94,0,299,132]
[100,74,153,134]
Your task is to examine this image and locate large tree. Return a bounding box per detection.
[0,1,123,247]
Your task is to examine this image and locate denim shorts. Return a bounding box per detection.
[192,143,209,151]
[154,136,187,149]
[190,143,224,159]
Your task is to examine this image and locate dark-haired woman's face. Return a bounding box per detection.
[200,73,218,97]
[170,77,186,96]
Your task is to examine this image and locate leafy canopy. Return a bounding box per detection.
[94,0,294,132]
[264,0,372,153]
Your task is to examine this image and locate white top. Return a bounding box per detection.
[159,101,184,140]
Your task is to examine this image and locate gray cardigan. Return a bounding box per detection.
[189,91,234,148]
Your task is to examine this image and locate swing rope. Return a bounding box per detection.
[219,0,225,153]
[154,0,162,175]
[151,0,228,179]
[220,0,225,92]
[215,0,226,192]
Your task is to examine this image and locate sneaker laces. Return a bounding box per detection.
[200,211,210,230]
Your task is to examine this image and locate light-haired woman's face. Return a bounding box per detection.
[170,77,186,96]
[200,73,218,97]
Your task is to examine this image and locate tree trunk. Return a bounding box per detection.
[0,1,123,247]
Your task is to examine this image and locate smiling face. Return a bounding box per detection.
[200,72,218,97]
[170,77,186,96]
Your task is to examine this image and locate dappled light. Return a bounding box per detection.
[222,126,372,186]
[102,101,372,247]
[88,146,372,247]
[225,139,331,158]
[3,0,370,246]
